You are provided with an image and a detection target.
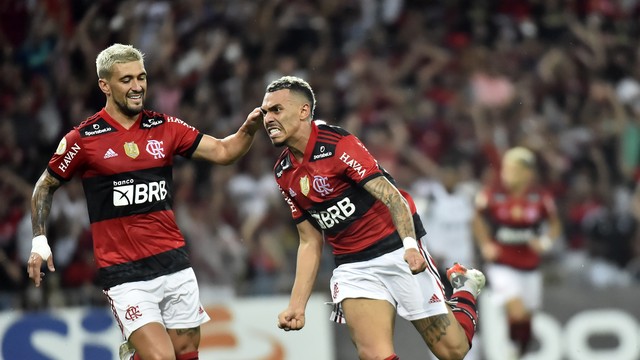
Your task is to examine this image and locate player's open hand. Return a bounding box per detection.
[404,248,427,274]
[27,252,55,288]
[277,308,306,331]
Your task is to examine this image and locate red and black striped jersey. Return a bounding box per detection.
[47,108,203,288]
[475,183,557,270]
[273,122,425,259]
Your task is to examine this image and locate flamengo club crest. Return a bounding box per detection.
[300,175,310,196]
[146,139,165,159]
[124,142,140,159]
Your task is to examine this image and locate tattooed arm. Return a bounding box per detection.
[28,170,61,287]
[363,176,427,274]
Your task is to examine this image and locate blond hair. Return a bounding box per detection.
[95,44,145,79]
[503,147,536,168]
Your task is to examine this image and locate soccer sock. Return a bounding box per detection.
[383,354,400,360]
[449,290,478,345]
[133,351,198,360]
[176,351,199,360]
[510,320,532,355]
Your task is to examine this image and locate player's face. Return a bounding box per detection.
[261,89,307,147]
[104,61,147,117]
[500,158,531,190]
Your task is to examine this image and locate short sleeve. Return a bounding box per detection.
[47,130,85,181]
[277,185,306,223]
[541,191,557,217]
[335,135,383,185]
[164,115,203,158]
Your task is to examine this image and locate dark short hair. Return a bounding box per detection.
[266,76,316,119]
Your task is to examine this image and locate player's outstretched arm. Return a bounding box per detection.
[29,170,61,287]
[192,107,262,165]
[363,176,427,274]
[278,220,323,332]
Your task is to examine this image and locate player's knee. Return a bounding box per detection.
[431,340,469,360]
[433,348,467,360]
[507,307,531,322]
[172,341,198,354]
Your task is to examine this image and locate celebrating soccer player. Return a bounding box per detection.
[261,76,485,360]
[27,43,262,360]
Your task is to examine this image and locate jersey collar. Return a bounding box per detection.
[99,108,143,131]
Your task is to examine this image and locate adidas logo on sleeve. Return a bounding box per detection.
[104,148,119,159]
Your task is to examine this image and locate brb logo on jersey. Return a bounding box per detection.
[112,179,168,206]
[309,197,356,230]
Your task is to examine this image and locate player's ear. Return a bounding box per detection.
[98,78,110,96]
[300,103,311,120]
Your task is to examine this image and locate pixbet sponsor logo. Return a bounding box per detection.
[313,146,333,160]
[112,179,167,206]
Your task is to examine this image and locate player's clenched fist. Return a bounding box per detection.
[404,248,427,274]
[277,308,306,331]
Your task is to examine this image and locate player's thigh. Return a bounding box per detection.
[523,269,542,311]
[161,269,209,353]
[104,277,165,340]
[411,306,469,358]
[341,298,396,358]
[129,322,175,360]
[486,264,524,305]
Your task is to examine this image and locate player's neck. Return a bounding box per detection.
[508,184,529,197]
[287,125,313,163]
[289,147,305,163]
[104,103,139,129]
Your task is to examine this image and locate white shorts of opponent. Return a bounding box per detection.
[485,263,542,311]
[104,267,211,339]
[329,246,448,324]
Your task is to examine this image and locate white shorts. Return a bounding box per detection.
[104,268,211,339]
[329,246,447,324]
[486,264,542,311]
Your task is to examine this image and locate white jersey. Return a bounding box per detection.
[413,180,476,268]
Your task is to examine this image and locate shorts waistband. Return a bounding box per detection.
[334,233,402,267]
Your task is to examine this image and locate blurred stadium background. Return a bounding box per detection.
[1,0,640,359]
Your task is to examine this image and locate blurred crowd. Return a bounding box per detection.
[2,0,640,310]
